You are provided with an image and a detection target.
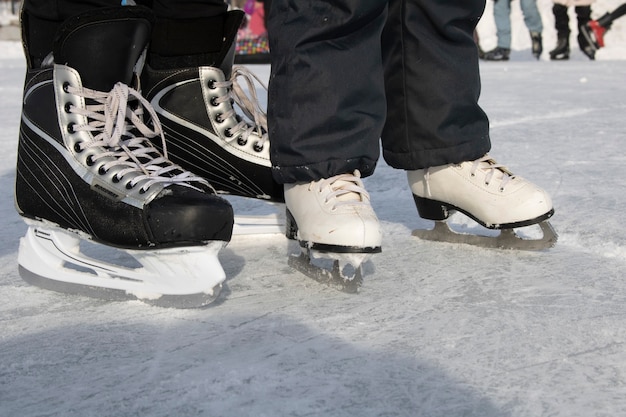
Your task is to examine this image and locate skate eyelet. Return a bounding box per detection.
[62,82,70,93]
[208,80,216,89]
[253,142,264,152]
[112,175,120,183]
[64,103,72,113]
[86,155,95,166]
[67,123,76,134]
[215,113,223,123]
[98,166,108,175]
[225,129,233,138]
[210,97,219,107]
[139,187,148,194]
[237,137,247,146]
[125,182,135,190]
[73,142,83,153]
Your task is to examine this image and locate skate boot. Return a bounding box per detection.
[141,10,283,208]
[284,171,382,292]
[481,47,511,61]
[530,31,543,59]
[408,155,557,250]
[578,30,596,60]
[581,17,609,50]
[549,37,570,60]
[15,6,234,307]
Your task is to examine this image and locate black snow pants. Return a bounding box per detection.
[267,0,492,183]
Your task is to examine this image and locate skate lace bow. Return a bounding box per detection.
[316,171,371,209]
[217,66,268,149]
[68,82,208,191]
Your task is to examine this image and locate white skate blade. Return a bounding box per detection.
[225,197,285,235]
[288,249,368,293]
[18,222,226,308]
[412,220,558,251]
[233,212,285,235]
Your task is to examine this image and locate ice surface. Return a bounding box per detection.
[2,1,626,416]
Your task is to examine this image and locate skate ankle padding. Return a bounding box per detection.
[21,12,61,69]
[148,10,244,76]
[53,6,154,92]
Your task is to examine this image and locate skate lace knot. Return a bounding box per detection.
[470,155,515,191]
[67,82,210,192]
[218,66,268,150]
[316,171,371,210]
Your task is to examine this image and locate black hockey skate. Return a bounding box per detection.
[142,10,282,200]
[15,7,234,307]
[549,37,570,60]
[481,47,511,61]
[530,31,543,59]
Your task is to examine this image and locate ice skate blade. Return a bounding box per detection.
[288,250,365,294]
[18,223,227,308]
[580,25,600,51]
[412,221,558,251]
[233,212,285,235]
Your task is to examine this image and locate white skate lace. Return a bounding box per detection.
[470,155,515,190]
[423,155,515,196]
[67,82,210,192]
[314,171,371,210]
[211,65,268,151]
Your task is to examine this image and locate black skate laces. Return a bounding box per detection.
[222,66,268,150]
[67,82,211,193]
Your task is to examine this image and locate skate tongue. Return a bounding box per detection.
[53,7,153,92]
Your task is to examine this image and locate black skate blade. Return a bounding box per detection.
[412,220,558,251]
[580,25,600,51]
[288,251,363,294]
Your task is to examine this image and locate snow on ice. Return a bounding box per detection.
[1,1,626,416]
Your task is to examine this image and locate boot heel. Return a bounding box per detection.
[285,209,298,240]
[412,195,450,221]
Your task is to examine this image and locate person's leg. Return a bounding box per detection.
[383,0,554,243]
[520,0,543,33]
[549,3,570,60]
[382,0,490,170]
[494,0,513,48]
[520,0,543,58]
[16,1,233,306]
[266,0,387,259]
[267,0,387,183]
[481,0,512,60]
[575,5,595,59]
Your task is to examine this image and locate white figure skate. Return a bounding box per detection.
[408,155,557,250]
[284,171,382,292]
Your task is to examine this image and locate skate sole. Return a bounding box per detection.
[413,195,555,230]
